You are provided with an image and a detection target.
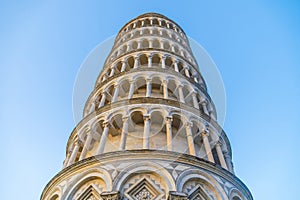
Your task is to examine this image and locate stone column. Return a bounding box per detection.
[63,150,72,167]
[215,141,228,170]
[149,28,153,35]
[102,74,107,82]
[150,18,153,25]
[158,19,162,26]
[121,60,127,72]
[99,92,107,108]
[171,44,175,52]
[178,84,185,103]
[79,131,93,161]
[112,84,120,103]
[161,55,166,69]
[119,116,129,150]
[180,50,185,57]
[67,140,81,166]
[160,40,165,49]
[126,42,131,52]
[224,153,234,173]
[185,122,195,156]
[148,54,152,67]
[192,91,200,109]
[201,130,215,162]
[162,80,168,99]
[143,115,151,149]
[94,96,100,109]
[97,122,110,154]
[184,66,190,77]
[201,100,209,115]
[173,60,179,72]
[137,40,142,49]
[134,56,139,69]
[149,39,153,48]
[128,80,135,98]
[165,116,173,151]
[109,67,115,77]
[194,75,199,83]
[88,102,95,114]
[207,104,216,120]
[159,30,163,36]
[146,79,152,97]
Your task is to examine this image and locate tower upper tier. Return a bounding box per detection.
[95,12,207,90]
[64,12,233,174]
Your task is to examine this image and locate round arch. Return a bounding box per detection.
[63,168,112,200]
[176,169,228,200]
[113,161,176,191]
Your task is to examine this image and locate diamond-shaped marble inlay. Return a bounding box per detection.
[73,179,104,200]
[86,195,96,200]
[191,193,205,200]
[135,188,153,200]
[76,185,101,200]
[125,178,164,200]
[188,185,211,200]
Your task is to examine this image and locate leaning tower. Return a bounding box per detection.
[41,13,253,200]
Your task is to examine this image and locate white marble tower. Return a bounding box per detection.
[41,13,253,200]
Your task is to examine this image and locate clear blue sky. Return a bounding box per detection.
[1,1,300,199]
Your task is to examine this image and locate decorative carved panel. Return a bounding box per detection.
[124,177,164,200]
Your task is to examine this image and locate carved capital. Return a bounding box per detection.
[201,100,207,105]
[114,84,119,89]
[162,79,168,85]
[216,140,222,147]
[201,129,209,137]
[102,121,110,128]
[122,116,129,122]
[102,90,108,96]
[185,121,193,128]
[75,139,83,146]
[165,116,173,123]
[67,149,73,155]
[143,115,151,121]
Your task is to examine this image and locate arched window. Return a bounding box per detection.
[139,54,148,67]
[127,110,144,149]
